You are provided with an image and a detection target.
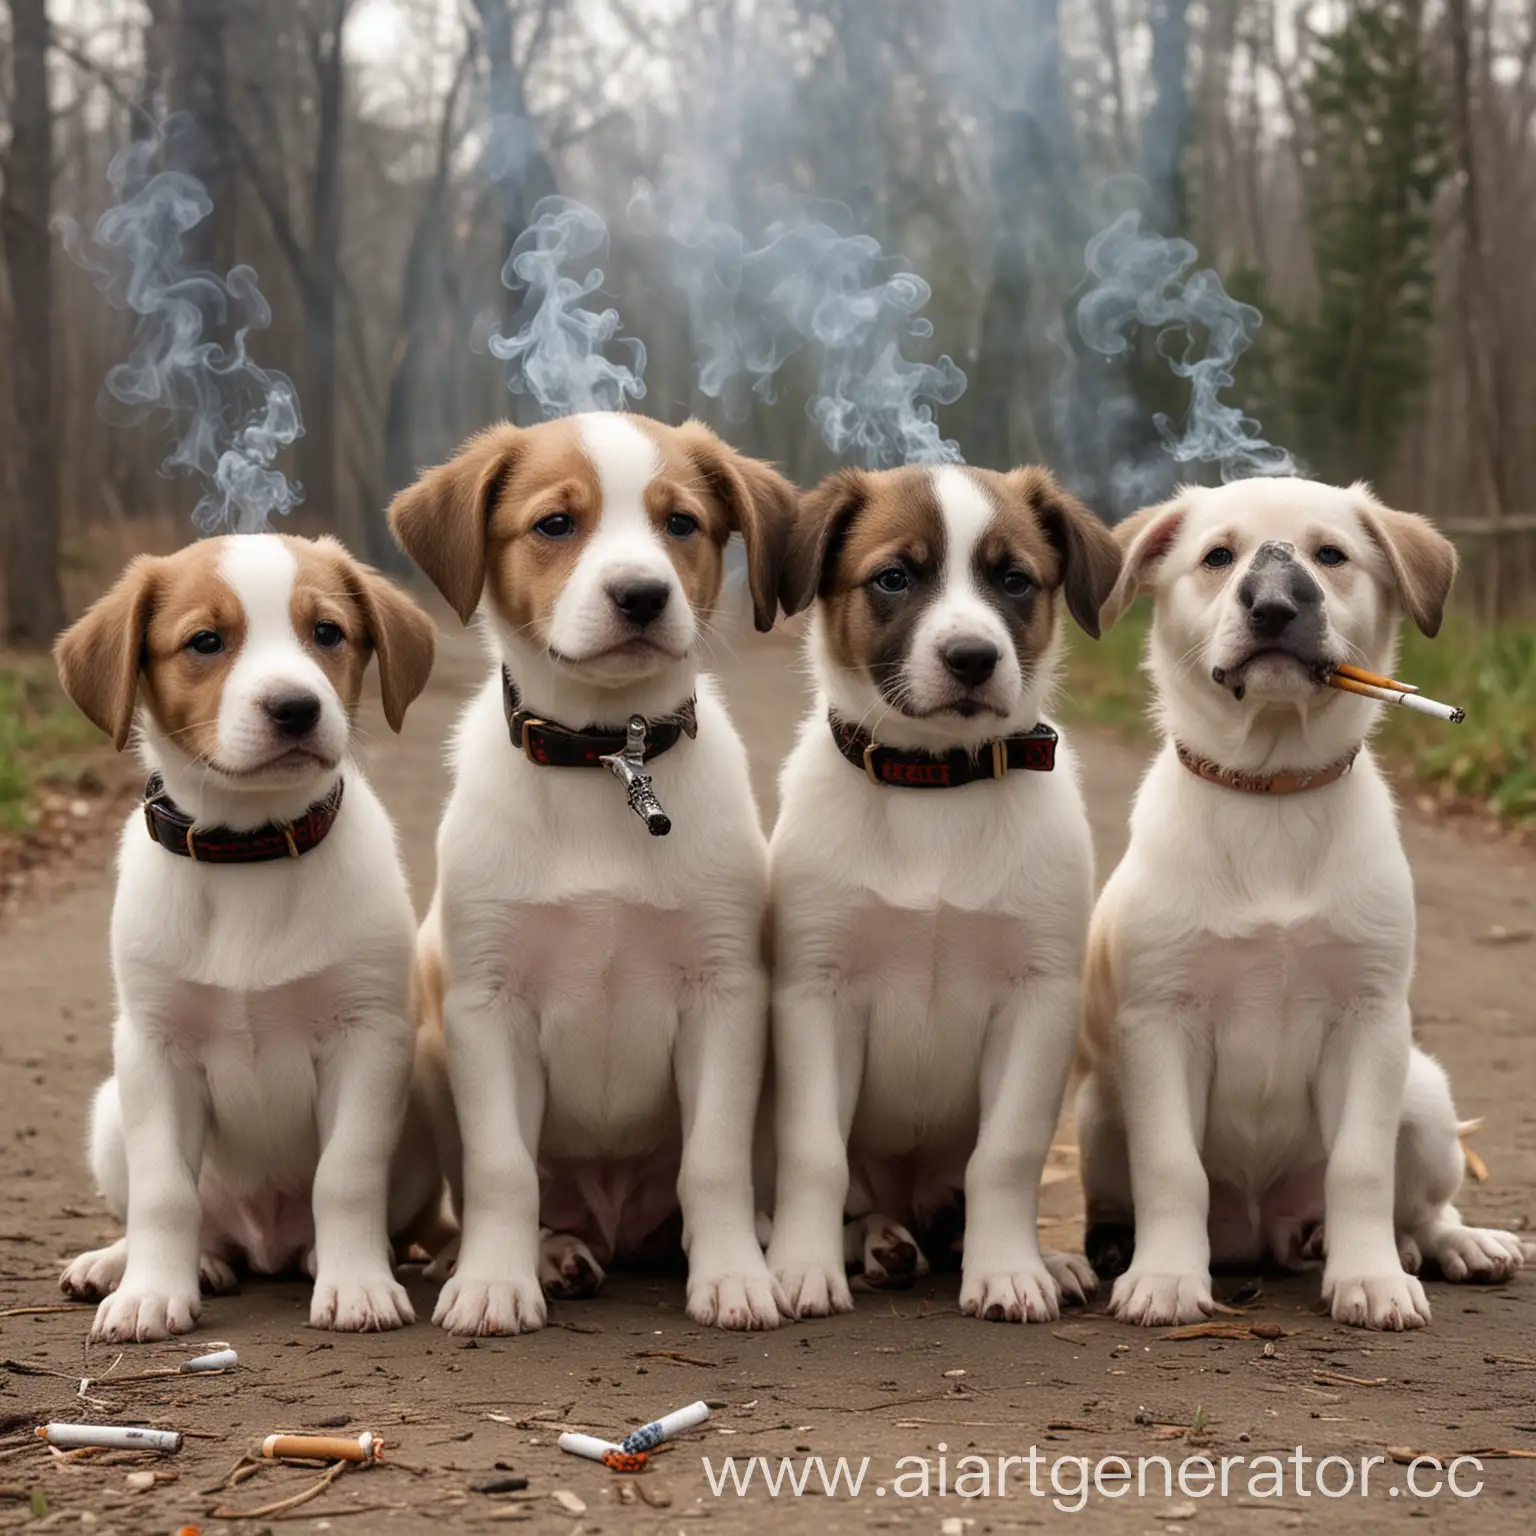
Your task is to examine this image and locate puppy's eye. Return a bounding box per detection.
[534,513,575,539]
[1000,568,1034,597]
[185,631,224,656]
[871,567,910,595]
[665,512,699,540]
[314,621,345,649]
[1317,545,1348,567]
[1202,547,1235,570]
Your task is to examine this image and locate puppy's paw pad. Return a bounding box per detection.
[1110,1269,1214,1327]
[689,1269,787,1331]
[1043,1249,1098,1305]
[311,1273,414,1332]
[91,1287,200,1343]
[433,1274,546,1336]
[961,1264,1062,1324]
[1325,1272,1430,1331]
[539,1233,605,1299]
[60,1244,127,1301]
[773,1262,854,1319]
[862,1220,927,1287]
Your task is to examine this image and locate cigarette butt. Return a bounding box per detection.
[1326,673,1464,723]
[558,1431,648,1471]
[261,1431,375,1462]
[1334,662,1418,693]
[36,1423,183,1453]
[620,1400,711,1454]
[180,1349,237,1373]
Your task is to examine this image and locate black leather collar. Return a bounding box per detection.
[501,669,697,767]
[141,773,344,862]
[829,714,1058,788]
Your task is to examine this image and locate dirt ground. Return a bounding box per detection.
[1,611,1533,1535]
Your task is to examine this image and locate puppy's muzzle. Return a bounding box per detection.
[1238,541,1322,642]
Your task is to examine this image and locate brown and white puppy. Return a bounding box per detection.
[391,411,798,1334]
[1077,477,1526,1331]
[766,463,1117,1321]
[55,534,440,1341]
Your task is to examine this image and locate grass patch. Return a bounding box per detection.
[1059,603,1536,828]
[0,655,102,831]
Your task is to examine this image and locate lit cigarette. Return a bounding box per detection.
[36,1423,182,1453]
[181,1349,237,1373]
[1334,662,1418,693]
[262,1431,376,1463]
[1327,672,1464,723]
[558,1431,648,1471]
[619,1400,711,1453]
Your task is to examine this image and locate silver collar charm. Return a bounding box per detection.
[600,716,672,836]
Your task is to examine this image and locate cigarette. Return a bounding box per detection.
[1326,672,1464,723]
[619,1400,711,1454]
[180,1349,237,1372]
[262,1431,376,1463]
[1334,662,1418,693]
[36,1423,182,1453]
[557,1431,648,1471]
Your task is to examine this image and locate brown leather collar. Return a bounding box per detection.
[501,669,697,767]
[830,714,1058,788]
[1174,742,1359,795]
[142,773,344,862]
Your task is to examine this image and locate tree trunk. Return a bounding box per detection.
[2,0,66,644]
[1141,0,1192,234]
[173,0,234,276]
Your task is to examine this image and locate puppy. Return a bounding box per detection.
[1077,478,1526,1331]
[54,534,439,1342]
[390,412,797,1335]
[766,464,1119,1322]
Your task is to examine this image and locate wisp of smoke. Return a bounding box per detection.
[1076,209,1297,485]
[487,196,647,415]
[630,175,966,468]
[56,119,303,535]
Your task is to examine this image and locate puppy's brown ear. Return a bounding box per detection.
[333,549,438,732]
[1098,495,1190,631]
[1012,468,1122,640]
[677,421,797,633]
[53,556,162,751]
[388,425,523,624]
[1352,487,1457,638]
[781,468,868,618]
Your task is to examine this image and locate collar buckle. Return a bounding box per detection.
[519,716,547,763]
[991,739,1007,780]
[863,741,882,786]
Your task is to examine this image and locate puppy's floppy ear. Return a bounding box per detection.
[53,555,162,751]
[388,424,523,624]
[325,541,438,732]
[781,467,868,618]
[676,420,797,633]
[1098,495,1190,631]
[1351,485,1457,638]
[1011,468,1122,640]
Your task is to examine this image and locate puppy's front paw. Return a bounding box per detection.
[773,1260,854,1319]
[539,1232,605,1299]
[199,1253,240,1295]
[1110,1268,1214,1327]
[310,1271,414,1332]
[91,1284,200,1343]
[1423,1226,1525,1284]
[1043,1249,1098,1306]
[1324,1270,1430,1330]
[859,1217,928,1288]
[688,1263,788,1331]
[423,1233,460,1283]
[61,1241,127,1300]
[961,1261,1062,1323]
[433,1273,546,1336]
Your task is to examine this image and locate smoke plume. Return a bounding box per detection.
[56,118,303,535]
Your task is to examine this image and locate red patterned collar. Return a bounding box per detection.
[829,715,1058,789]
[1174,742,1359,796]
[141,773,345,862]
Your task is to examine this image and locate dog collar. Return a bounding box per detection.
[1174,742,1359,796]
[141,773,344,862]
[501,669,698,768]
[829,714,1058,788]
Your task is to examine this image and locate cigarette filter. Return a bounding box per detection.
[180,1349,237,1372]
[262,1431,376,1463]
[557,1431,648,1471]
[619,1399,711,1454]
[36,1423,183,1453]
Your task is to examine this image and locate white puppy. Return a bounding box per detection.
[55,534,440,1342]
[767,464,1119,1322]
[390,413,798,1335]
[1077,478,1525,1331]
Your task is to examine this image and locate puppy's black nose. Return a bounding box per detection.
[1245,596,1298,638]
[608,579,671,627]
[942,638,999,688]
[265,690,322,738]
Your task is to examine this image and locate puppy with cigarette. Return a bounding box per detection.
[391,413,797,1334]
[767,464,1117,1320]
[54,535,441,1341]
[1077,478,1525,1330]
